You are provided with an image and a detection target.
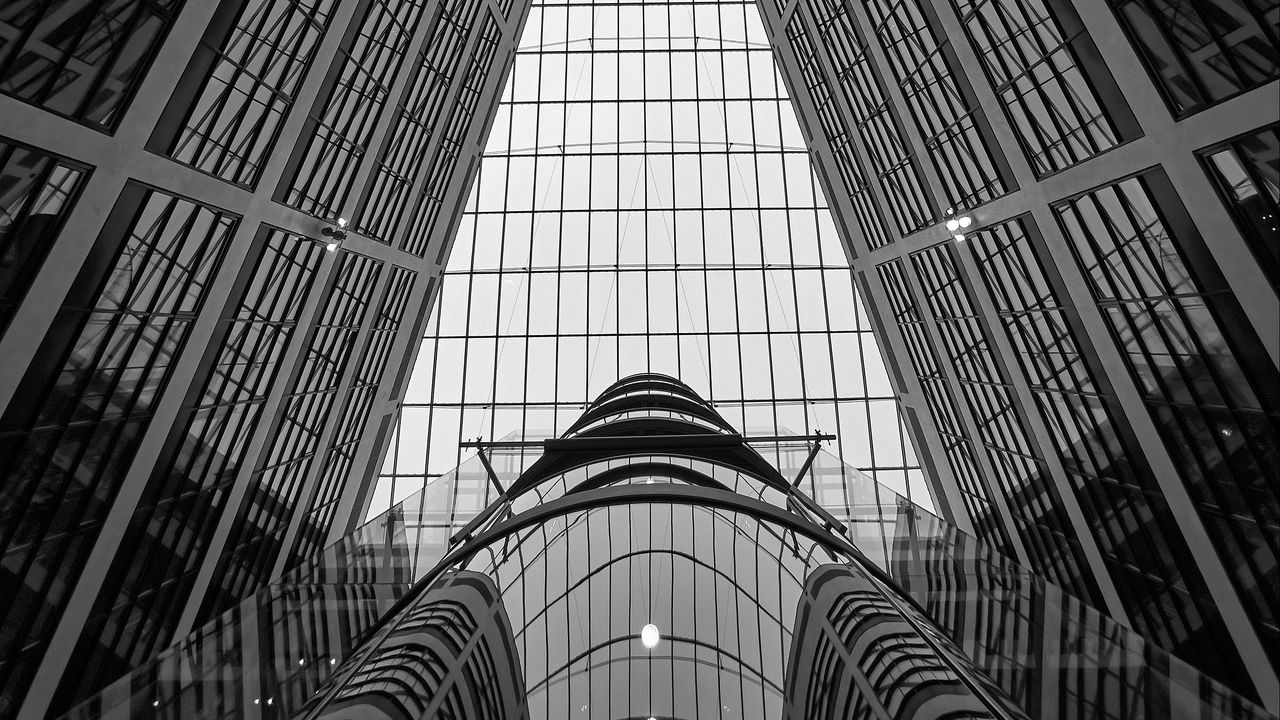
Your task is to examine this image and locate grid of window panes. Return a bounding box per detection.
[782,4,893,251]
[203,252,384,620]
[0,185,236,718]
[161,0,338,187]
[950,0,1126,176]
[865,0,1010,209]
[458,503,826,719]
[909,242,1095,603]
[1055,171,1280,666]
[789,0,935,237]
[0,1,183,130]
[283,0,427,218]
[402,11,505,256]
[52,228,325,714]
[373,0,927,519]
[968,215,1252,684]
[290,266,417,569]
[0,137,86,335]
[357,0,484,244]
[1108,0,1280,117]
[1200,123,1279,292]
[876,259,1013,557]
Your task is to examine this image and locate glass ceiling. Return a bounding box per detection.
[368,0,933,518]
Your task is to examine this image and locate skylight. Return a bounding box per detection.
[367,0,931,517]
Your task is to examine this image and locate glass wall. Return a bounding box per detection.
[157,0,340,187]
[374,0,928,520]
[0,136,86,334]
[0,184,236,718]
[908,241,1095,602]
[282,0,428,218]
[0,1,183,129]
[1055,170,1280,670]
[949,0,1134,175]
[1108,0,1279,117]
[968,214,1252,691]
[1200,123,1280,292]
[52,227,324,716]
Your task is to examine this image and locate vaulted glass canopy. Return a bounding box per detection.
[368,0,934,519]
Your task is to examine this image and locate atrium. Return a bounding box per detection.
[0,0,1275,718]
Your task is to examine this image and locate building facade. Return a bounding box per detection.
[56,374,1259,719]
[0,1,527,717]
[0,0,1276,717]
[755,0,1279,706]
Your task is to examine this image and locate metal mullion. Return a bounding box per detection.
[663,4,684,390]
[739,9,789,461]
[706,2,751,439]
[209,0,300,175]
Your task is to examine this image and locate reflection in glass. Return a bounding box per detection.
[1201,124,1280,292]
[0,137,85,334]
[56,376,1273,720]
[0,0,183,129]
[1055,171,1280,682]
[1108,0,1280,116]
[0,185,236,717]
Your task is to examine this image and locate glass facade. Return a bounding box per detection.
[0,0,1277,715]
[865,0,1011,209]
[950,0,1134,175]
[52,228,324,714]
[282,0,428,218]
[876,259,1014,556]
[1109,0,1280,117]
[1055,170,1280,669]
[1200,123,1280,292]
[0,136,86,334]
[54,378,1276,720]
[157,0,339,187]
[0,184,236,717]
[200,252,384,619]
[785,0,935,240]
[907,241,1095,601]
[0,0,183,129]
[288,265,418,568]
[374,0,929,524]
[968,215,1250,687]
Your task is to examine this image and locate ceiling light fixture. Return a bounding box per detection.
[641,623,661,648]
[322,217,349,252]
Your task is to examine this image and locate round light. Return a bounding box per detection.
[640,623,661,648]
[945,219,960,231]
[957,216,972,228]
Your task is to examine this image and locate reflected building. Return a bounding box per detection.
[0,0,1276,718]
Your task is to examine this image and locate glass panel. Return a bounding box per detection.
[1055,171,1280,678]
[0,137,86,334]
[0,0,183,129]
[0,185,237,717]
[163,0,339,186]
[376,0,927,520]
[1109,0,1280,116]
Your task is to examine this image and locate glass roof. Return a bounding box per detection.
[368,0,933,518]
